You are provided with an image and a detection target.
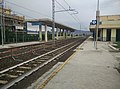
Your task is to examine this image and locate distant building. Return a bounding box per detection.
[89,15,120,42]
[0,7,25,43]
[0,7,24,30]
[0,8,11,14]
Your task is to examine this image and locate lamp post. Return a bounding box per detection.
[96,0,100,49]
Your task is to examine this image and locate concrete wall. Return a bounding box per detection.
[0,8,11,15]
[101,29,116,42]
[100,15,120,21]
[89,15,120,42]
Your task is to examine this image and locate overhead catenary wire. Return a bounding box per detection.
[55,0,79,23]
[5,0,79,28]
[5,0,88,30]
[55,2,64,10]
[62,0,81,23]
[63,0,88,30]
[5,0,51,18]
[74,14,88,29]
[55,0,88,30]
[63,0,71,9]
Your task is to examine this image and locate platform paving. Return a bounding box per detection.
[43,38,120,89]
[0,41,44,49]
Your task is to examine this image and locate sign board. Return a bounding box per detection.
[92,20,97,25]
[15,26,24,30]
[27,30,38,34]
[32,22,42,26]
[90,20,102,25]
[27,22,39,34]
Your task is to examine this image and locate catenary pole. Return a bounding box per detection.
[52,0,55,43]
[52,0,75,44]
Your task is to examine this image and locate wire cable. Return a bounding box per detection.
[63,0,88,30]
[5,0,88,30]
[5,0,51,18]
[55,0,81,26]
[63,0,71,8]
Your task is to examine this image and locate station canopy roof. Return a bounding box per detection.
[26,18,76,32]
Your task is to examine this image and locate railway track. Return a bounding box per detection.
[0,37,87,89]
[0,38,77,71]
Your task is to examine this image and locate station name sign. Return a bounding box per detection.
[90,20,102,25]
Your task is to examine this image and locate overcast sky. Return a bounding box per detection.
[4,0,120,31]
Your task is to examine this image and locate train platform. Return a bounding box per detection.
[0,41,44,49]
[38,37,120,89]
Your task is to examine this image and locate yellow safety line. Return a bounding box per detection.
[37,40,85,89]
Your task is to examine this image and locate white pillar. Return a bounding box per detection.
[63,29,65,39]
[100,29,102,41]
[59,29,61,38]
[73,32,75,38]
[111,29,116,42]
[103,29,106,41]
[59,28,62,38]
[70,31,72,38]
[39,25,42,41]
[45,24,48,42]
[66,30,68,38]
[56,27,59,40]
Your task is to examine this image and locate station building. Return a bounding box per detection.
[89,15,120,42]
[0,7,76,44]
[0,7,25,44]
